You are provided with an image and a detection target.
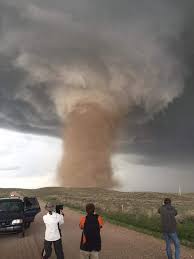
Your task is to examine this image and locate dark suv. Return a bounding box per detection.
[0,197,40,237]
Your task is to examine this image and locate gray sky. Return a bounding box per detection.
[0,0,194,191]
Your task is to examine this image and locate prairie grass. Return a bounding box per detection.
[1,187,194,246]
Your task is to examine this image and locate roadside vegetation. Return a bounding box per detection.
[1,187,194,247]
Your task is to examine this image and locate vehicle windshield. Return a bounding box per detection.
[0,200,23,212]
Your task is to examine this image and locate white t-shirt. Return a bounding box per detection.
[43,212,64,241]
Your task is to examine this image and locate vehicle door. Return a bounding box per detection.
[23,197,41,223]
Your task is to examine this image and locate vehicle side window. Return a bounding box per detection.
[24,197,33,208]
[23,197,40,210]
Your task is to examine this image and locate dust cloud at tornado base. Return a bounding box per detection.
[58,102,119,187]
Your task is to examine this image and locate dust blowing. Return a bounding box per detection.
[59,102,117,187]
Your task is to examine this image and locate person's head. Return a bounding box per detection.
[45,202,55,215]
[86,203,95,214]
[164,198,171,205]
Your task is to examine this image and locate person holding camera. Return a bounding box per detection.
[42,202,64,259]
[158,198,180,259]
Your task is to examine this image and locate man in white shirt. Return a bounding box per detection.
[42,202,64,259]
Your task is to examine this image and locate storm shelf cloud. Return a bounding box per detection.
[0,0,194,188]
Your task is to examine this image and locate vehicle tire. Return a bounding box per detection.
[19,225,25,238]
[24,222,31,229]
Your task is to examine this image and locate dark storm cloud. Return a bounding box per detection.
[123,78,194,161]
[0,0,193,153]
[0,53,60,134]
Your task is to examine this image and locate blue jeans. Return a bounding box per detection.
[163,232,180,259]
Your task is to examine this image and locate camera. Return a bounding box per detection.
[56,204,64,214]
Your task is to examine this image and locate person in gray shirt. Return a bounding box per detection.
[158,198,180,259]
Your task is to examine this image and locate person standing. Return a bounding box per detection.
[158,198,180,259]
[79,203,103,259]
[42,202,64,259]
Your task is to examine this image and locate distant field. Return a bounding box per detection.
[1,187,194,246]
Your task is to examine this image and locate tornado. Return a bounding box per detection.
[8,0,186,188]
[59,102,118,187]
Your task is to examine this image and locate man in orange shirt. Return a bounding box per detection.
[79,203,103,259]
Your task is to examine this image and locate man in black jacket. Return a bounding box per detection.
[158,198,180,259]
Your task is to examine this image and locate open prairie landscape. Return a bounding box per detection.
[1,188,194,259]
[1,188,194,245]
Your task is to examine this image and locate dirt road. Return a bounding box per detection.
[0,207,194,259]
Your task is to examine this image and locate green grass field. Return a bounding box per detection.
[1,187,194,247]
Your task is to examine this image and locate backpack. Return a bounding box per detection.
[80,214,101,252]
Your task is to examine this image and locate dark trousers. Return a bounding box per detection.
[42,239,64,259]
